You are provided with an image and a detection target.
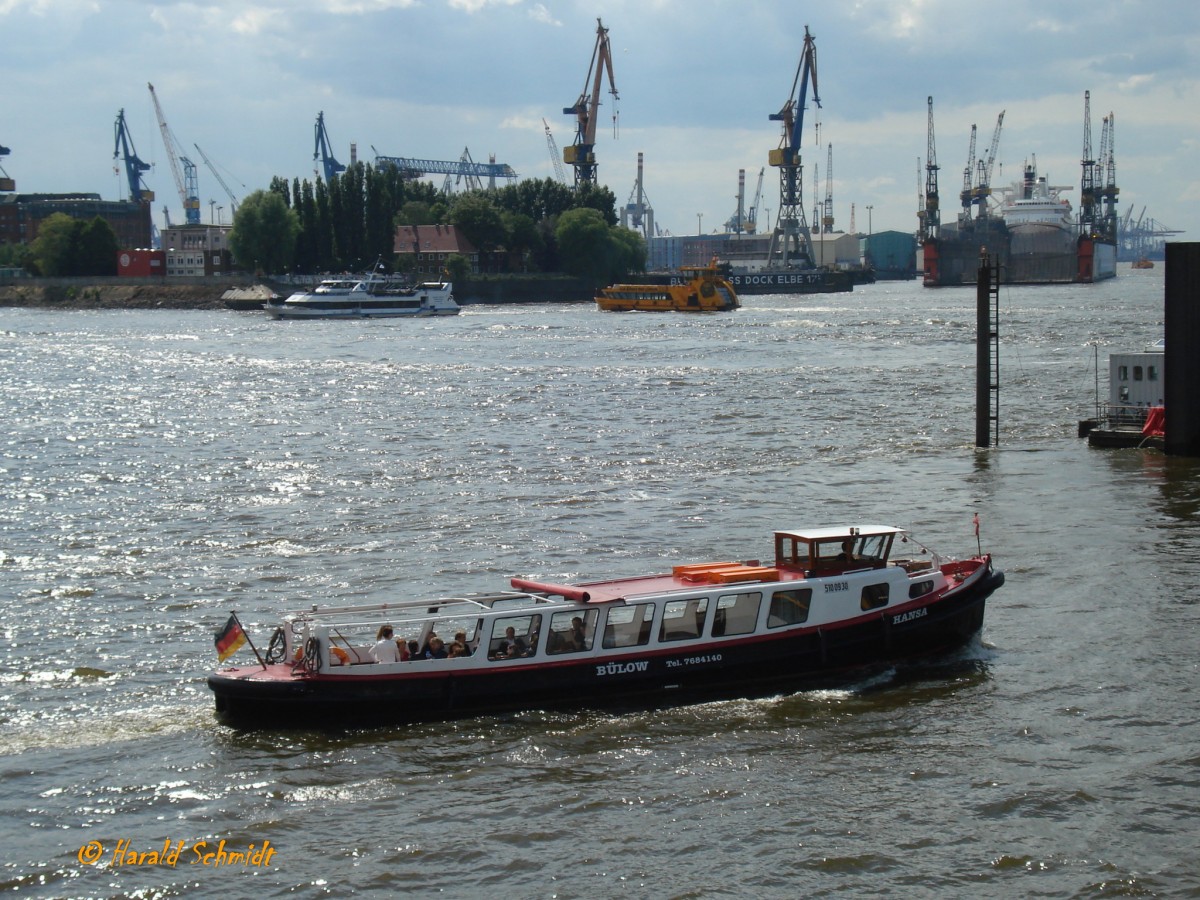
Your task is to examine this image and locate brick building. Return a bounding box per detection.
[393,224,479,276]
[0,194,153,249]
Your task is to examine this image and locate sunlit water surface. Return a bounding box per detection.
[3,268,1198,897]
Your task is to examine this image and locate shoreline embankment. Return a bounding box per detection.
[0,274,597,309]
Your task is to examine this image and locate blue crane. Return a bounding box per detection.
[314,111,345,182]
[767,25,820,268]
[0,141,12,192]
[314,112,517,188]
[372,147,517,187]
[113,109,154,203]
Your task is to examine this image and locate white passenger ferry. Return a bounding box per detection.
[265,272,458,319]
[208,525,1003,726]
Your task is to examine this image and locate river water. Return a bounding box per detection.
[3,266,1197,898]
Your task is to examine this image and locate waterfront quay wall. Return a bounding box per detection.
[0,274,597,309]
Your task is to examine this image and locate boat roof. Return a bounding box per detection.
[775,525,904,541]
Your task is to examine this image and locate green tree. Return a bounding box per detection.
[228,189,301,275]
[503,211,543,272]
[30,213,81,276]
[555,207,645,284]
[449,194,506,253]
[396,200,435,226]
[444,253,471,282]
[78,217,119,275]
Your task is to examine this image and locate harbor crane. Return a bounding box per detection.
[1079,91,1098,235]
[0,141,14,192]
[822,143,834,233]
[441,148,484,193]
[113,110,154,203]
[562,17,618,188]
[725,169,748,234]
[920,96,940,242]
[193,143,242,216]
[620,151,653,239]
[973,110,1004,217]
[543,118,569,185]
[767,25,820,268]
[746,167,765,234]
[372,146,517,187]
[314,111,345,182]
[959,124,976,223]
[1098,113,1119,241]
[312,112,517,187]
[148,83,201,225]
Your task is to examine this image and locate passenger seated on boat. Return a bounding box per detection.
[369,626,402,664]
[836,539,855,563]
[448,640,469,658]
[493,627,526,659]
[567,617,586,650]
[423,636,448,660]
[407,640,420,660]
[453,631,472,656]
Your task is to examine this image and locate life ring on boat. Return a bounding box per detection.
[330,646,349,665]
[266,627,287,664]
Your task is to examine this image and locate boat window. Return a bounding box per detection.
[861,583,890,611]
[485,614,542,660]
[1133,366,1144,381]
[909,580,935,600]
[774,534,811,569]
[712,592,761,637]
[1148,365,1159,381]
[1118,365,1129,381]
[601,603,655,649]
[546,609,597,655]
[429,616,481,644]
[659,598,709,642]
[768,588,812,627]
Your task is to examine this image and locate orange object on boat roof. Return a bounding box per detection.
[673,561,779,584]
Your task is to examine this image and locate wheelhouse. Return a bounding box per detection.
[774,525,902,574]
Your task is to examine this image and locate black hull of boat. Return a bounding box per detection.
[209,569,1003,728]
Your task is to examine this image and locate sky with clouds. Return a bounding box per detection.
[3,0,1197,244]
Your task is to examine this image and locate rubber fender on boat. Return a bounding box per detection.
[510,578,591,602]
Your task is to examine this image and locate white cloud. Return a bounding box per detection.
[527,2,559,26]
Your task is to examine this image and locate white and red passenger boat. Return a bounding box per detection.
[208,525,1003,726]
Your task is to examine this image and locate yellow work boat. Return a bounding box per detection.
[596,258,741,312]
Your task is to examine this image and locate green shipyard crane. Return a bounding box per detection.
[562,18,618,188]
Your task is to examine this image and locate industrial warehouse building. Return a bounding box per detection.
[0,194,153,250]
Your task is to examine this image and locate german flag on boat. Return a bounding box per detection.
[215,614,247,662]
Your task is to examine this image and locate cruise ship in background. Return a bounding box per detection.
[921,92,1119,286]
